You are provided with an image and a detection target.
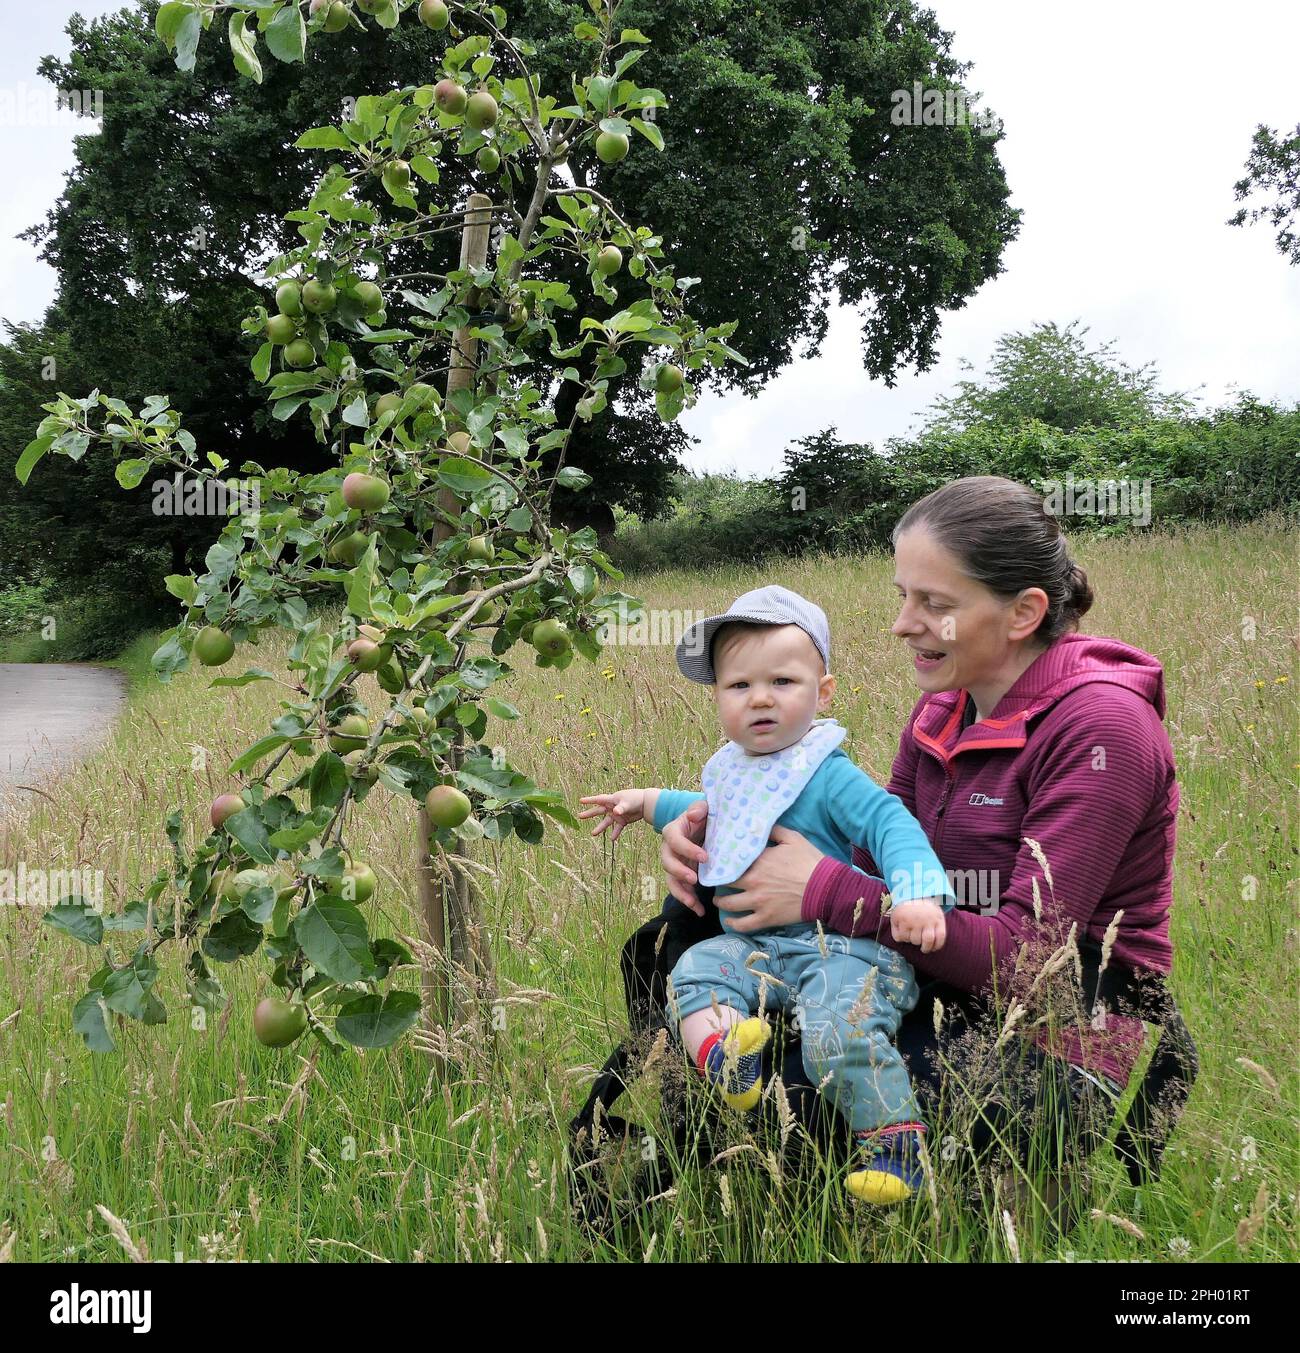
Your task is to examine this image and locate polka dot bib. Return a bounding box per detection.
[698,718,848,887]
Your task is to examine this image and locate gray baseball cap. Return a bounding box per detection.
[675,584,831,684]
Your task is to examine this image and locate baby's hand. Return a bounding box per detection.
[578,789,648,842]
[888,897,947,954]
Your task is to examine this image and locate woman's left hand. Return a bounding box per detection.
[714,826,826,933]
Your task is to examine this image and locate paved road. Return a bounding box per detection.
[0,664,127,813]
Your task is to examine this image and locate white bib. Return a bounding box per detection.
[697,718,848,887]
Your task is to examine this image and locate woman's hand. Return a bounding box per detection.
[715,826,825,933]
[660,801,709,915]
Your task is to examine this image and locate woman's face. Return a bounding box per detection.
[891,525,1043,697]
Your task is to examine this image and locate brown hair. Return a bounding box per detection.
[891,476,1095,643]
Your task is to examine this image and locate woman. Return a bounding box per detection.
[656,476,1196,1214]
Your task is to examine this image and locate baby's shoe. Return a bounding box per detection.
[845,1123,926,1205]
[698,1017,771,1112]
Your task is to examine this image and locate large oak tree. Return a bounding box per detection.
[2,0,1018,607]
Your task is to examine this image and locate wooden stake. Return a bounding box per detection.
[417,192,498,1037]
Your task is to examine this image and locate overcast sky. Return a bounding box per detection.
[3,1,1297,477]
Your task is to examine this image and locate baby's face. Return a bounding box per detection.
[712,625,835,754]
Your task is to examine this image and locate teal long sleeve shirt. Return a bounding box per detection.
[651,747,956,916]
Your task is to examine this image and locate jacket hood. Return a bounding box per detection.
[911,633,1168,761]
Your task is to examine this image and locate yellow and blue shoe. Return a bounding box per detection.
[698,1017,771,1112]
[845,1124,926,1205]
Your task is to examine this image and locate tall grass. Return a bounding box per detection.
[0,520,1294,1262]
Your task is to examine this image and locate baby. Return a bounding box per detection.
[581,585,954,1204]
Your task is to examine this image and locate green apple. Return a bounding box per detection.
[531,617,571,658]
[656,362,685,394]
[353,281,384,314]
[322,2,350,32]
[194,626,235,667]
[342,750,378,787]
[376,657,407,695]
[265,313,296,345]
[596,131,629,164]
[210,792,245,829]
[383,159,412,194]
[425,784,472,828]
[284,338,315,369]
[328,531,370,566]
[466,91,499,130]
[347,638,385,672]
[328,714,370,753]
[341,859,377,904]
[374,392,403,420]
[419,0,450,30]
[302,280,337,314]
[275,281,303,316]
[342,472,390,512]
[434,80,467,116]
[596,245,623,277]
[253,997,307,1048]
[445,430,472,455]
[476,145,501,174]
[465,534,495,563]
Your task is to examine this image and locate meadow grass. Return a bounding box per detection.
[0,519,1294,1262]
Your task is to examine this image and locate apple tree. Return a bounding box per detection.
[21,0,743,1054]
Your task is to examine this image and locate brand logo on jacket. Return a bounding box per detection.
[968,792,1005,806]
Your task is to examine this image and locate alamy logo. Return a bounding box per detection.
[49,1284,152,1333]
[968,792,1005,807]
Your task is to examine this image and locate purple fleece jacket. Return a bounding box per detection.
[802,633,1179,1086]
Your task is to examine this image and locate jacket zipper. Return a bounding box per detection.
[932,757,957,860]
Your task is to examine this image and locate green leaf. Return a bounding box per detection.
[341,394,369,427]
[334,990,421,1048]
[44,901,104,946]
[410,154,439,184]
[73,990,115,1053]
[293,897,376,983]
[163,573,199,605]
[268,810,331,851]
[174,7,202,72]
[556,466,592,490]
[346,536,378,618]
[209,668,276,688]
[632,117,664,151]
[114,459,149,490]
[436,457,493,494]
[150,633,188,682]
[526,791,580,829]
[484,697,520,721]
[620,28,652,44]
[102,953,162,1022]
[221,806,276,865]
[202,911,263,963]
[155,1,192,49]
[228,735,290,776]
[296,127,353,151]
[370,937,412,982]
[102,901,150,933]
[251,340,273,382]
[265,3,307,63]
[228,11,263,84]
[309,752,348,810]
[15,435,54,485]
